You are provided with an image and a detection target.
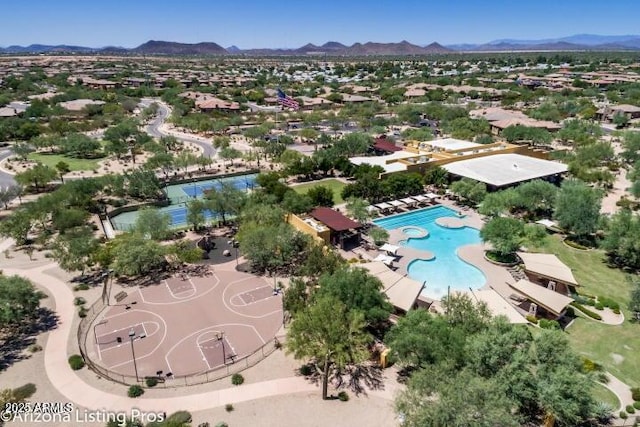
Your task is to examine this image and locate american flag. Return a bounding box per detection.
[277,88,299,110]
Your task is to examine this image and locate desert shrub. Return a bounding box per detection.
[28,344,42,353]
[626,404,636,414]
[525,314,538,324]
[634,401,640,409]
[127,385,144,398]
[539,319,561,329]
[214,423,228,427]
[166,411,192,424]
[613,308,621,314]
[73,283,90,291]
[619,410,628,419]
[78,306,88,318]
[299,364,313,376]
[224,404,234,412]
[595,302,604,310]
[632,387,640,401]
[12,383,36,400]
[145,377,158,387]
[68,354,85,370]
[338,391,349,401]
[73,296,86,306]
[231,373,244,385]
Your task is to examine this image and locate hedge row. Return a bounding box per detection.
[570,302,603,321]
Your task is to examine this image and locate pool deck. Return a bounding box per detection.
[363,199,513,302]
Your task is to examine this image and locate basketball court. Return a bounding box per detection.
[85,267,282,381]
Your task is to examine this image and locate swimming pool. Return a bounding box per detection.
[110,174,257,230]
[374,206,486,300]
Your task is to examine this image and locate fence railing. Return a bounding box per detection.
[77,288,282,388]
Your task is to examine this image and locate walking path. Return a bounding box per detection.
[3,262,399,414]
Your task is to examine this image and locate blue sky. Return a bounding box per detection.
[3,0,640,48]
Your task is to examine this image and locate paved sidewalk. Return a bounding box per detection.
[4,264,399,414]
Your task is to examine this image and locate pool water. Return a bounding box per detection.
[110,174,257,230]
[374,206,486,300]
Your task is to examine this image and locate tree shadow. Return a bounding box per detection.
[0,307,58,371]
[298,361,385,397]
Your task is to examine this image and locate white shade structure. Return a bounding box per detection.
[375,202,393,211]
[379,243,400,255]
[400,197,417,206]
[374,253,395,266]
[389,200,406,209]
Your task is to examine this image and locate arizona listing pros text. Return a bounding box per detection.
[1,401,165,425]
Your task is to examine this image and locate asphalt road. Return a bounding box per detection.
[0,149,16,188]
[141,99,216,158]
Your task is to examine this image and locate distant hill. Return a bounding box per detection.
[0,44,96,53]
[132,40,227,55]
[450,34,640,51]
[3,34,640,56]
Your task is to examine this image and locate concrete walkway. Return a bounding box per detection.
[4,263,399,414]
[603,372,635,412]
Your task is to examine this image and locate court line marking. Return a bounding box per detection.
[139,273,220,305]
[98,321,160,353]
[166,277,197,299]
[164,323,266,374]
[221,277,283,319]
[198,343,212,370]
[229,285,275,307]
[95,309,168,372]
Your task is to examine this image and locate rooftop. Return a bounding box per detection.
[310,207,362,232]
[517,252,578,286]
[442,153,568,187]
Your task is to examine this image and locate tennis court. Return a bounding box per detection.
[110,173,257,230]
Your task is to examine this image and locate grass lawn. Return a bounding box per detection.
[291,178,346,205]
[27,152,102,172]
[591,382,621,409]
[529,235,640,387]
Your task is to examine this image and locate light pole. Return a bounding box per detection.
[128,329,146,382]
[217,332,226,365]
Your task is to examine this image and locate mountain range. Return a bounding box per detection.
[2,34,640,55]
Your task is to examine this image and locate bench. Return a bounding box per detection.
[114,291,127,303]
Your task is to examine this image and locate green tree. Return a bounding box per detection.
[450,178,486,205]
[396,366,521,427]
[601,209,640,269]
[218,146,242,166]
[385,309,467,368]
[553,179,601,239]
[281,190,313,214]
[124,169,162,200]
[0,275,42,329]
[423,166,448,187]
[368,226,389,246]
[612,112,629,129]
[345,197,371,224]
[204,181,246,225]
[286,295,371,400]
[51,207,88,233]
[13,142,34,161]
[55,161,70,183]
[629,277,640,319]
[317,266,392,327]
[0,210,32,244]
[14,163,57,191]
[306,185,334,207]
[109,235,166,277]
[480,217,526,256]
[133,208,172,240]
[50,226,99,274]
[60,133,101,158]
[186,199,206,230]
